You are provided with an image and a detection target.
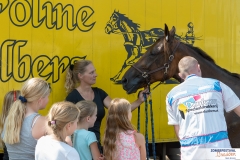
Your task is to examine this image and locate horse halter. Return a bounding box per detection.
[132,40,181,85]
[106,13,119,32]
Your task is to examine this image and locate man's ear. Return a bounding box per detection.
[178,72,185,80]
[197,64,201,70]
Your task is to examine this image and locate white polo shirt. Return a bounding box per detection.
[166,75,240,160]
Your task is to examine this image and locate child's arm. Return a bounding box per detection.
[135,132,146,160]
[90,142,102,160]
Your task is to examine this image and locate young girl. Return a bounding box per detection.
[73,100,103,160]
[2,78,50,160]
[35,101,80,160]
[103,98,146,160]
[0,90,21,160]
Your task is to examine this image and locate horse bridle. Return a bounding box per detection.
[106,13,119,32]
[131,40,181,86]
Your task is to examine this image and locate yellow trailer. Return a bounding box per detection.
[0,0,240,158]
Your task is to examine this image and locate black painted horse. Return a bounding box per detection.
[105,11,197,83]
[121,24,240,147]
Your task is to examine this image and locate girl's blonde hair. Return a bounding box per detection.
[3,78,50,144]
[0,90,21,144]
[65,60,92,93]
[103,98,134,160]
[47,101,80,142]
[75,100,97,122]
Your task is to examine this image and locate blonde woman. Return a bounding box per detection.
[0,90,20,160]
[103,98,146,160]
[35,101,80,160]
[1,78,50,160]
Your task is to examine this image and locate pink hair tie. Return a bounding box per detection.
[51,120,56,124]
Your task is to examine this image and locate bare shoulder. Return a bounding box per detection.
[32,116,47,139]
[135,132,144,140]
[34,116,47,126]
[134,132,145,146]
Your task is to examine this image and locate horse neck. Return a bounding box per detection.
[183,45,240,97]
[118,21,138,42]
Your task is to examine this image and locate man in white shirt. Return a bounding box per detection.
[166,56,240,159]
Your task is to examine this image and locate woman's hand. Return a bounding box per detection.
[137,88,149,103]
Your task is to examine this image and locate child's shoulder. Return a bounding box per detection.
[134,131,144,139]
[75,129,96,138]
[133,131,145,143]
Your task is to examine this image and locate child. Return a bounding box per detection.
[35,101,80,160]
[0,90,21,160]
[2,78,50,160]
[103,98,146,160]
[73,100,103,160]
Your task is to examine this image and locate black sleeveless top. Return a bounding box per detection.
[65,87,108,141]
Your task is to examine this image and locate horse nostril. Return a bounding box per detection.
[122,78,128,84]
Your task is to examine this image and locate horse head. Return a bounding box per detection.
[105,11,121,34]
[122,24,184,94]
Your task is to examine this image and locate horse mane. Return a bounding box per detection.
[185,44,240,79]
[114,11,140,29]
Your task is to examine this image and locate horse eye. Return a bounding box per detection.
[150,51,157,56]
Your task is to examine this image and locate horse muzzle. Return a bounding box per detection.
[121,77,142,94]
[105,24,113,34]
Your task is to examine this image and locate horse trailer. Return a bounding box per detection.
[0,0,240,159]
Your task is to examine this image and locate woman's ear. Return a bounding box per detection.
[78,72,84,81]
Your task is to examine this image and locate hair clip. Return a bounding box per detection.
[70,64,74,71]
[51,120,56,124]
[19,95,27,103]
[13,89,17,102]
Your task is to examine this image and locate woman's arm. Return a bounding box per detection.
[130,88,149,111]
[90,142,102,160]
[103,88,148,111]
[103,96,112,108]
[135,132,146,160]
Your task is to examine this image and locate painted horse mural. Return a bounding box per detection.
[105,10,200,83]
[121,24,240,147]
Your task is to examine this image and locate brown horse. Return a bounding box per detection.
[121,24,240,148]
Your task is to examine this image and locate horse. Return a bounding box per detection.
[121,24,240,148]
[105,10,197,83]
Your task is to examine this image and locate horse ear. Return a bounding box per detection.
[169,26,176,39]
[164,24,170,41]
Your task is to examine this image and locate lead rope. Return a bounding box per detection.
[137,81,163,160]
[143,93,149,160]
[149,92,156,160]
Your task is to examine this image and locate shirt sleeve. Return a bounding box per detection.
[96,88,108,101]
[66,148,81,160]
[86,131,98,146]
[166,95,179,125]
[221,82,240,112]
